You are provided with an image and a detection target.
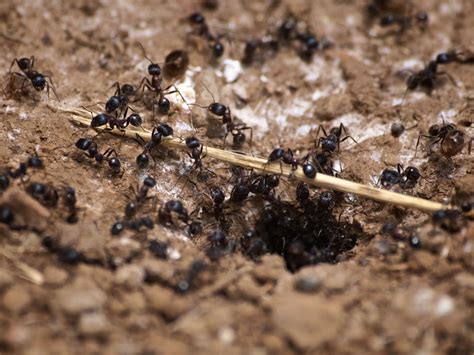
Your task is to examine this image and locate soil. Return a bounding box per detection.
[0,0,473,354]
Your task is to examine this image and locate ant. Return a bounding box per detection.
[26,182,59,207]
[136,43,186,116]
[209,186,226,222]
[63,186,78,223]
[190,83,252,148]
[5,56,59,100]
[176,260,207,293]
[75,138,122,173]
[248,173,280,198]
[436,50,474,65]
[180,136,216,179]
[88,110,143,130]
[187,13,225,59]
[241,37,279,65]
[159,200,190,227]
[206,230,235,260]
[315,123,358,154]
[367,1,428,36]
[135,123,174,168]
[125,175,156,219]
[416,122,472,158]
[104,82,138,118]
[379,164,420,189]
[266,148,299,172]
[6,155,44,179]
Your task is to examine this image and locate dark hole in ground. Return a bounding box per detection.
[244,198,363,272]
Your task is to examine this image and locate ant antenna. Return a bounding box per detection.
[137,42,155,65]
[199,80,216,103]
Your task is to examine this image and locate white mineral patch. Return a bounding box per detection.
[233,106,269,137]
[401,59,424,70]
[168,69,196,111]
[222,59,242,83]
[296,124,318,137]
[19,112,28,120]
[167,247,181,260]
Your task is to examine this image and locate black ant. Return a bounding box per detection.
[436,50,474,65]
[181,136,216,179]
[416,122,472,158]
[135,123,174,168]
[379,164,420,189]
[136,43,186,116]
[209,186,226,222]
[176,260,207,293]
[88,110,143,130]
[5,56,59,100]
[315,123,358,154]
[432,209,466,233]
[123,176,156,220]
[241,37,279,65]
[75,138,122,173]
[26,182,59,207]
[190,83,252,148]
[159,200,190,227]
[187,13,225,59]
[265,148,299,171]
[206,230,235,260]
[249,173,280,198]
[7,155,44,179]
[63,186,78,223]
[103,82,138,118]
[367,1,428,36]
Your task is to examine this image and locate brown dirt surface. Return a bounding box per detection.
[1,0,473,354]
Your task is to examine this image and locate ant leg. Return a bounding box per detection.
[45,77,60,101]
[30,56,35,70]
[438,71,458,87]
[415,133,433,157]
[109,81,121,95]
[339,135,358,145]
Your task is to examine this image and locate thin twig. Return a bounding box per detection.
[57,104,459,214]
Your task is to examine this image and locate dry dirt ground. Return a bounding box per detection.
[0,0,473,354]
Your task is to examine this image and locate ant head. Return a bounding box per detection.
[121,84,135,96]
[406,75,419,90]
[189,12,205,24]
[210,186,225,204]
[212,42,224,58]
[416,11,429,23]
[91,113,109,128]
[148,63,161,77]
[18,57,31,71]
[208,102,226,116]
[31,73,46,91]
[105,95,121,113]
[143,176,156,188]
[380,14,396,26]
[158,123,173,137]
[128,113,142,127]
[158,97,170,114]
[233,132,246,148]
[428,124,440,136]
[322,138,337,152]
[185,136,201,149]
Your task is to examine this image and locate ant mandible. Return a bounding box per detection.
[5,56,59,100]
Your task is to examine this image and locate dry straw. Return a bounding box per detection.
[59,105,456,215]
